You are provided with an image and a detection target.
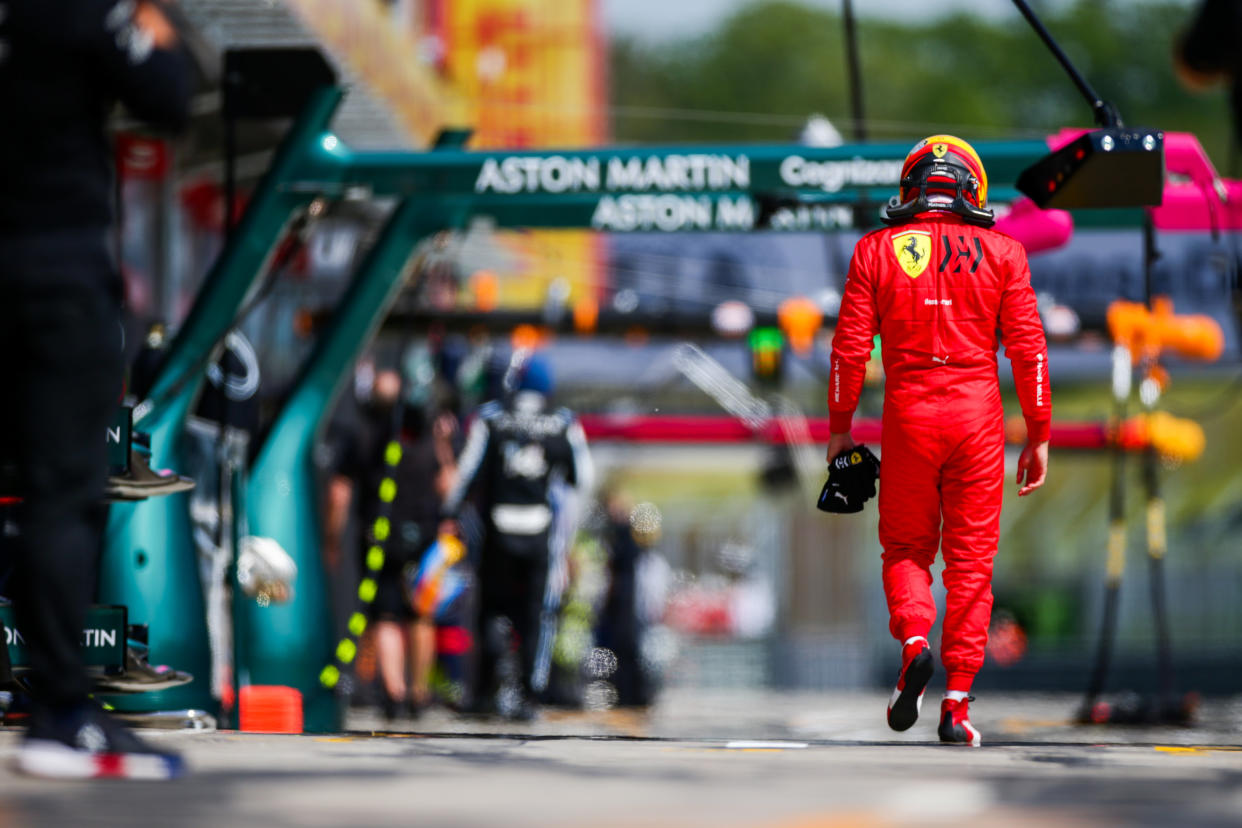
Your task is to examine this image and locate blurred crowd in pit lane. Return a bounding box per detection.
[312,334,777,721]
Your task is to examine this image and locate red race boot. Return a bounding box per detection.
[886,636,933,732]
[938,695,982,747]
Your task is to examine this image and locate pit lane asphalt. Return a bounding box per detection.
[1,690,1239,827]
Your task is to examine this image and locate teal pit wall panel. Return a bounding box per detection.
[97,89,345,714]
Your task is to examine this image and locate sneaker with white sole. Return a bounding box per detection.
[938,696,982,747]
[886,636,933,732]
[104,451,195,501]
[16,702,185,780]
[93,646,193,694]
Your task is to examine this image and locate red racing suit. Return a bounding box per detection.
[828,212,1051,692]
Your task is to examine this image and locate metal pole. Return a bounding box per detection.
[217,101,238,567]
[157,142,177,327]
[841,0,866,142]
[1081,343,1130,719]
[1142,414,1174,703]
[1010,0,1119,126]
[1140,214,1176,705]
[841,0,873,230]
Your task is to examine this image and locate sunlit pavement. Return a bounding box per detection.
[1,690,1240,827]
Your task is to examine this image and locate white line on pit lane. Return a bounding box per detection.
[724,741,809,749]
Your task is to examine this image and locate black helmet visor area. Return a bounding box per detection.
[882,155,996,228]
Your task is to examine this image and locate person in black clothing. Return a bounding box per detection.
[441,352,593,721]
[0,0,189,779]
[596,492,649,708]
[325,363,458,718]
[1177,0,1242,152]
[1175,1,1242,332]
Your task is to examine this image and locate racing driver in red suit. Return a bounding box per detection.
[825,135,1051,746]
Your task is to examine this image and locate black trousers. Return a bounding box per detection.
[474,535,550,702]
[599,571,650,707]
[0,230,123,707]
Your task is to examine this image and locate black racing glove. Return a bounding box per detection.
[816,444,880,514]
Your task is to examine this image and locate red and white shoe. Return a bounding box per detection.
[937,696,982,747]
[886,636,933,732]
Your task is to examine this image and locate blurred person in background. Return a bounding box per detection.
[597,497,671,708]
[321,360,383,706]
[1176,0,1242,158]
[441,351,593,721]
[539,502,608,709]
[825,135,1050,747]
[1176,0,1242,328]
[713,542,774,640]
[0,0,190,778]
[324,350,458,719]
[596,491,642,705]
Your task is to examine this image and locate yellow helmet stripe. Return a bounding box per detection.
[916,134,988,206]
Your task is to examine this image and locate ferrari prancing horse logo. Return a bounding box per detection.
[932,143,948,158]
[892,230,932,279]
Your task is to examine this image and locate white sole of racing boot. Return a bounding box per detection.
[886,649,933,732]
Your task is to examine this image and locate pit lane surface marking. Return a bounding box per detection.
[1154,745,1242,755]
[330,728,1242,756]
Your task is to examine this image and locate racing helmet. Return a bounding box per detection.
[516,352,554,396]
[502,349,555,397]
[883,134,994,227]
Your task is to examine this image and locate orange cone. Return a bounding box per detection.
[239,685,304,734]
